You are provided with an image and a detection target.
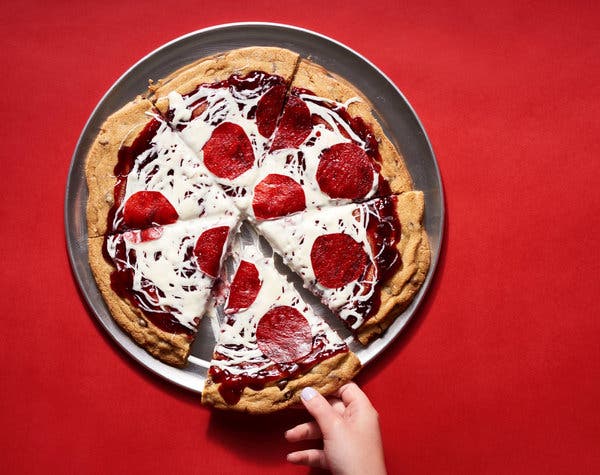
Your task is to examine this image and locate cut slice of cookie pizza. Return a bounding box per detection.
[85,97,239,238]
[245,57,416,223]
[202,238,360,412]
[255,192,430,344]
[150,47,301,213]
[88,215,239,366]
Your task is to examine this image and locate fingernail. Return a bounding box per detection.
[301,387,318,401]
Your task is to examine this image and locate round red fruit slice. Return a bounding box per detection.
[270,95,312,151]
[252,174,306,219]
[256,84,286,138]
[311,233,370,288]
[193,226,229,278]
[256,306,313,364]
[226,261,262,312]
[316,142,375,199]
[123,191,178,229]
[202,122,255,179]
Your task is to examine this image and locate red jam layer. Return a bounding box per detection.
[209,333,346,406]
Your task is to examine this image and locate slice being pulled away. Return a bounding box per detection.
[203,239,361,412]
[256,192,430,344]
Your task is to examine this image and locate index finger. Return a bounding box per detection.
[336,382,373,408]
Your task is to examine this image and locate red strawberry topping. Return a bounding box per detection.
[123,191,178,229]
[311,233,370,288]
[202,122,255,179]
[193,226,230,278]
[256,84,287,138]
[226,261,262,312]
[316,142,375,199]
[270,96,312,151]
[256,306,313,363]
[252,174,306,219]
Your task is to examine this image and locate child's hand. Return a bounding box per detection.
[285,383,387,475]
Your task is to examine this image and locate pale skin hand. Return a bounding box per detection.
[285,383,387,475]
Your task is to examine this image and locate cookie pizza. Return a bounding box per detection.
[85,46,430,412]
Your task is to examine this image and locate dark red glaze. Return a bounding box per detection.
[226,261,262,312]
[311,233,370,289]
[256,84,287,138]
[316,142,375,199]
[349,196,402,325]
[114,118,161,178]
[252,174,306,219]
[168,71,287,127]
[270,95,313,151]
[108,118,161,234]
[193,226,229,278]
[209,333,347,406]
[105,231,195,337]
[123,191,178,229]
[202,122,255,179]
[256,306,313,363]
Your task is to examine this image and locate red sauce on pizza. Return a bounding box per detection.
[209,332,346,405]
[109,118,162,234]
[168,71,287,129]
[350,196,402,325]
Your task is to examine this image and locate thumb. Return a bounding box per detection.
[300,387,339,435]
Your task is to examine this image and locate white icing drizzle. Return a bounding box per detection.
[256,199,391,330]
[105,215,238,330]
[112,120,238,232]
[211,237,347,376]
[108,74,397,341]
[249,92,380,219]
[166,78,276,211]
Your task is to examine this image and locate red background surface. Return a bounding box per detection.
[2,1,599,473]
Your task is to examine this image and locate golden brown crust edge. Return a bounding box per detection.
[85,96,156,238]
[201,351,361,414]
[357,191,431,344]
[291,58,414,194]
[88,236,191,367]
[151,47,301,113]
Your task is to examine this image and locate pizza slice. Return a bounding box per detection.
[255,192,430,344]
[246,58,415,222]
[89,215,238,366]
[150,47,300,212]
[202,238,361,412]
[86,96,238,238]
